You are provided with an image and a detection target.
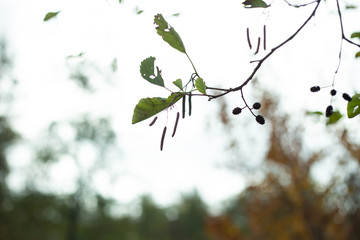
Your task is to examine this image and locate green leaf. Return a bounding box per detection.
[140,57,165,87]
[66,52,84,59]
[134,6,144,15]
[355,51,360,58]
[154,14,186,53]
[345,5,357,9]
[43,11,60,21]
[132,93,184,124]
[327,111,342,125]
[195,78,206,95]
[173,79,183,90]
[306,111,323,116]
[242,0,269,8]
[347,94,360,118]
[350,32,360,39]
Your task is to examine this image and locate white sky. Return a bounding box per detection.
[1,0,360,208]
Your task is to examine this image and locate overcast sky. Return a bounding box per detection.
[1,0,359,208]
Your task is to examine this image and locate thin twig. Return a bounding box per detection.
[208,0,321,101]
[207,86,231,92]
[240,88,256,117]
[283,0,318,8]
[332,0,360,86]
[186,53,200,78]
[343,37,360,48]
[336,0,360,48]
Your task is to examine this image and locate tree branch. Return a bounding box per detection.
[336,0,360,48]
[283,0,319,8]
[208,0,321,101]
[332,0,360,86]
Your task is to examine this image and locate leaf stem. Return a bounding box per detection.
[241,88,256,117]
[207,86,231,92]
[185,53,200,77]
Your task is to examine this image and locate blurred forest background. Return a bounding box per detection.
[1,0,360,239]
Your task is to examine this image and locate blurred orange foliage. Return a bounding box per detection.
[207,93,360,240]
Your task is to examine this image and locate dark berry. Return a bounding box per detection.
[253,102,261,110]
[232,107,242,115]
[310,86,320,92]
[255,115,265,125]
[343,93,352,101]
[325,105,333,117]
[330,89,337,96]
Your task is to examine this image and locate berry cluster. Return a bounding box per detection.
[232,102,265,125]
[310,86,352,117]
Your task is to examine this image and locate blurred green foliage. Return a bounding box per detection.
[3,0,360,236]
[0,190,210,240]
[0,39,210,240]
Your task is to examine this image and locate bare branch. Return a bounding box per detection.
[208,0,321,101]
[336,0,360,48]
[283,0,318,8]
[332,0,360,86]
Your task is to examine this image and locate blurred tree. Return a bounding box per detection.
[206,92,360,240]
[79,194,138,240]
[169,191,209,240]
[0,38,121,240]
[0,39,21,240]
[0,39,212,240]
[136,195,170,240]
[2,0,359,238]
[29,115,117,240]
[0,36,211,240]
[3,192,68,240]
